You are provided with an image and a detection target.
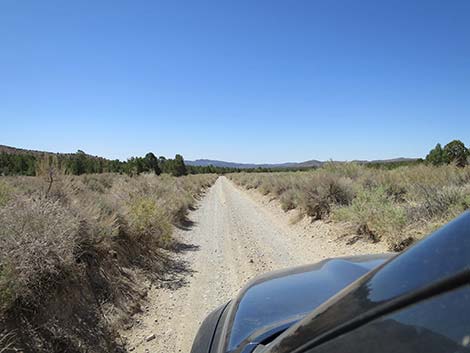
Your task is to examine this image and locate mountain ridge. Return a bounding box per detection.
[0,144,419,169]
[186,157,419,169]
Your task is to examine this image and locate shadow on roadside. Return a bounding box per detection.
[175,216,197,231]
[156,241,200,290]
[172,242,200,253]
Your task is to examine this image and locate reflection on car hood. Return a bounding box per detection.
[222,254,393,353]
[266,211,470,353]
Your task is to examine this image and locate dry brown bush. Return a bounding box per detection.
[229,164,470,251]
[0,198,80,307]
[0,172,217,352]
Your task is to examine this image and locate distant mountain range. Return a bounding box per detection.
[186,157,419,169]
[185,159,323,169]
[0,144,419,169]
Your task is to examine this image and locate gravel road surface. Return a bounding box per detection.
[122,176,385,352]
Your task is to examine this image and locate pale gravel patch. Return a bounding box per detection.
[121,177,386,353]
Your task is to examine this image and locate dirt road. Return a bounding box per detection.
[122,176,385,352]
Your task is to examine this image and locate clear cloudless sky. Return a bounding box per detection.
[1,0,470,163]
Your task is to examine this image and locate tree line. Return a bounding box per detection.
[425,140,470,168]
[0,150,192,177]
[0,147,322,177]
[1,139,468,177]
[352,139,469,170]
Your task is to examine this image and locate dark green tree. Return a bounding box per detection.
[158,156,168,173]
[68,150,87,175]
[144,152,161,175]
[172,154,187,177]
[425,143,446,166]
[125,157,147,175]
[443,140,469,167]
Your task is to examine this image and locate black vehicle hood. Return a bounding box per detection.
[266,211,470,353]
[194,212,470,353]
[215,253,392,353]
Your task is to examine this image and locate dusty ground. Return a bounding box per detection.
[121,176,386,353]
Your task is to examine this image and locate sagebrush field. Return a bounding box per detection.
[2,160,470,352]
[0,173,217,351]
[229,163,470,251]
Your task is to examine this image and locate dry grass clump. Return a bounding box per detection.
[127,197,172,246]
[299,174,354,219]
[229,164,470,251]
[0,198,80,310]
[0,182,12,207]
[332,187,406,243]
[0,172,217,352]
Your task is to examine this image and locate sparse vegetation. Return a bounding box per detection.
[229,163,470,251]
[0,172,217,352]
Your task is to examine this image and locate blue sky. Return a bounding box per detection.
[1,0,469,163]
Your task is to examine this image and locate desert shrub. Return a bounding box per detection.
[298,174,355,219]
[384,182,408,202]
[271,179,289,196]
[324,176,355,205]
[231,174,263,190]
[0,172,217,352]
[230,171,355,219]
[127,197,172,246]
[302,187,331,219]
[231,165,470,251]
[280,189,298,211]
[322,162,365,179]
[258,180,272,195]
[0,198,80,308]
[0,181,12,207]
[461,188,470,210]
[82,174,114,193]
[259,175,291,197]
[406,184,466,222]
[333,187,406,244]
[0,173,217,311]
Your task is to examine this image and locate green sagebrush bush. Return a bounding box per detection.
[299,175,354,219]
[230,164,470,250]
[127,197,172,246]
[333,187,406,243]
